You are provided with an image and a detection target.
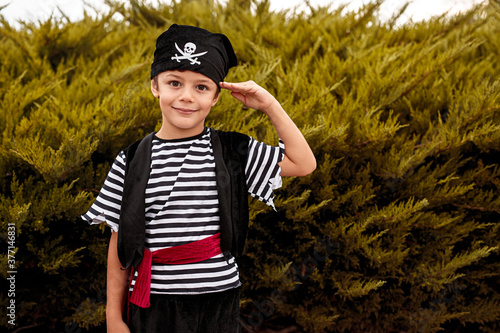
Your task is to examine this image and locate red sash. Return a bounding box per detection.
[129,232,222,308]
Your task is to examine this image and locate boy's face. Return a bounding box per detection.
[151,70,219,139]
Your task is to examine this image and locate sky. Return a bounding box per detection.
[0,0,486,27]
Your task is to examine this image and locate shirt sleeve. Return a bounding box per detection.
[81,151,127,232]
[245,137,285,210]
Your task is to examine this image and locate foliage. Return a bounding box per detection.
[1,0,499,332]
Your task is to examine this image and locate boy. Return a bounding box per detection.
[82,24,316,332]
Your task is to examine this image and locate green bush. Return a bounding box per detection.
[1,0,499,332]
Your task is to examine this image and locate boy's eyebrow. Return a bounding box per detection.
[161,73,183,79]
[196,79,214,85]
[162,73,213,84]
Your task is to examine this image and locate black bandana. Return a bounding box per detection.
[150,24,238,86]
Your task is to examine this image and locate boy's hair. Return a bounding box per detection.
[151,24,237,87]
[152,75,158,90]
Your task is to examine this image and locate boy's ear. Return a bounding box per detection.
[151,79,160,98]
[211,91,220,107]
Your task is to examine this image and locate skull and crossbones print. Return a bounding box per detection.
[171,42,208,65]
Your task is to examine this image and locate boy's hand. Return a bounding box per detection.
[107,319,130,333]
[220,81,279,114]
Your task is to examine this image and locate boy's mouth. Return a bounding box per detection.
[173,107,198,114]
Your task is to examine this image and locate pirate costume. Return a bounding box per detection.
[82,24,284,332]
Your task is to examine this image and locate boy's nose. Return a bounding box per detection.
[178,87,194,102]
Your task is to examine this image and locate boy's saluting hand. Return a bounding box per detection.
[220,80,278,114]
[221,80,316,177]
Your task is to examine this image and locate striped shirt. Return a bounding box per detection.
[82,127,284,294]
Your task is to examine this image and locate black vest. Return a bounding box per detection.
[117,128,250,269]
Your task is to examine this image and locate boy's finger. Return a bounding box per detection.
[230,92,246,104]
[221,81,255,93]
[220,81,243,91]
[220,81,236,87]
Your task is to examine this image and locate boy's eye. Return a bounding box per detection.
[169,81,181,87]
[196,85,208,91]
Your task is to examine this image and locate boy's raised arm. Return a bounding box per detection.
[220,81,316,177]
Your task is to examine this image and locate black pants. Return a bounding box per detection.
[128,288,240,333]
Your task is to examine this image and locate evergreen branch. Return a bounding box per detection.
[379,53,461,111]
[333,42,384,84]
[378,198,429,224]
[399,64,445,99]
[424,247,498,283]
[12,323,44,333]
[336,278,387,300]
[385,1,410,29]
[432,3,485,39]
[81,188,101,194]
[459,106,500,132]
[299,79,346,117]
[452,203,500,214]
[0,26,43,73]
[82,61,149,106]
[272,69,301,100]
[58,162,84,183]
[340,0,382,39]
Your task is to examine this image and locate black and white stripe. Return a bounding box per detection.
[246,139,284,207]
[82,127,283,294]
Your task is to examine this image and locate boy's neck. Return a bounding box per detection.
[155,126,206,140]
